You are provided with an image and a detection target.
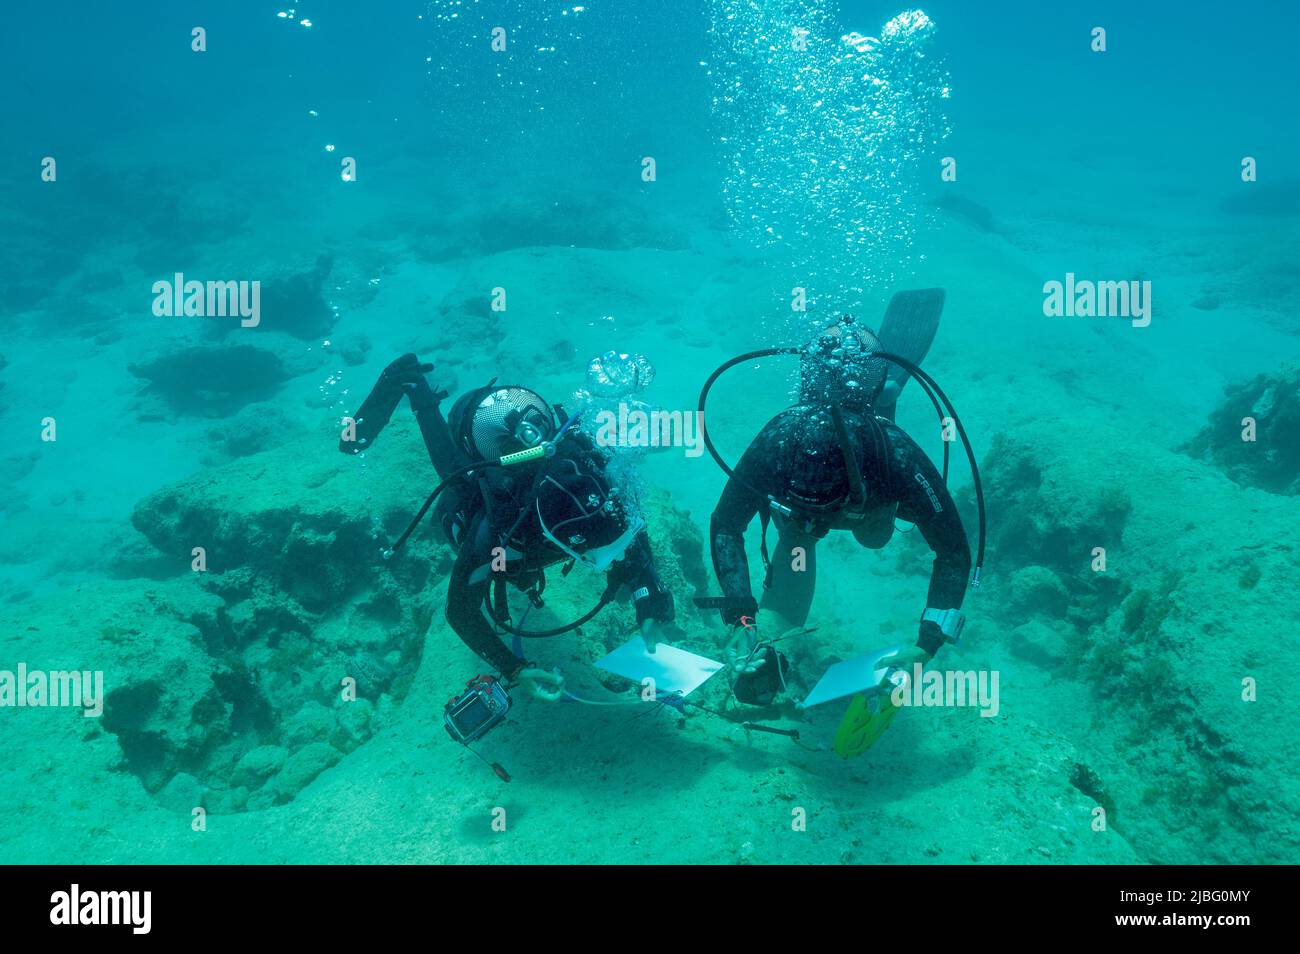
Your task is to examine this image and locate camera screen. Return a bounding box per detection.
[456,694,492,730]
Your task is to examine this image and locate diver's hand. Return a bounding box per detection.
[341,354,436,455]
[639,619,658,654]
[639,618,685,654]
[380,353,444,410]
[723,621,762,674]
[380,353,434,384]
[875,645,931,691]
[517,667,565,702]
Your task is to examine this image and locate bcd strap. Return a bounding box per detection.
[866,414,891,494]
[758,509,774,590]
[528,569,547,607]
[492,577,510,626]
[475,473,497,535]
[830,404,869,511]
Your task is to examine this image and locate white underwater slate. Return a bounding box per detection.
[596,638,722,697]
[799,644,904,709]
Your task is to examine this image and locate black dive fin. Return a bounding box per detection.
[872,288,945,421]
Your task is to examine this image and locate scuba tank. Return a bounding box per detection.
[798,315,889,412]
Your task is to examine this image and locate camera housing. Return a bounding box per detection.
[443,675,512,744]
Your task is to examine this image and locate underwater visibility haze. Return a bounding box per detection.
[1,0,1299,870]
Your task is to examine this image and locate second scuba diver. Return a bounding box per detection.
[340,354,676,707]
[701,290,981,706]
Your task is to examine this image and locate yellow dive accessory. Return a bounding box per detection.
[497,442,552,467]
[834,690,901,758]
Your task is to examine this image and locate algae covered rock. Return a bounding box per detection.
[272,742,341,799]
[333,698,374,750]
[1007,619,1069,668]
[205,402,298,460]
[284,701,336,747]
[157,772,204,814]
[233,745,289,789]
[1005,564,1071,619]
[979,432,1131,576]
[974,431,1129,651]
[255,253,336,340]
[127,334,334,420]
[1183,363,1300,495]
[120,418,710,814]
[976,414,1300,864]
[128,344,295,417]
[129,427,443,611]
[204,253,336,341]
[111,425,451,810]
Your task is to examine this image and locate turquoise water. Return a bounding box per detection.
[1,0,1298,864]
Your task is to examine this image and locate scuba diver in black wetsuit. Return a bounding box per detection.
[697,290,986,706]
[340,354,676,706]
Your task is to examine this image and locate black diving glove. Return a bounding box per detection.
[916,619,946,657]
[632,580,675,627]
[339,353,444,454]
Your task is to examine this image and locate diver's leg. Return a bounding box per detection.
[760,519,819,629]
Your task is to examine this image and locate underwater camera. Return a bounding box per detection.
[444,675,511,745]
[732,645,790,707]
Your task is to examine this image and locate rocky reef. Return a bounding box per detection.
[247,254,336,341]
[975,413,1300,863]
[113,422,440,811]
[23,417,706,816]
[410,188,689,262]
[7,386,1287,862]
[127,334,332,419]
[128,344,295,417]
[1183,363,1300,495]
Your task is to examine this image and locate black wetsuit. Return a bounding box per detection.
[709,405,971,655]
[413,399,674,678]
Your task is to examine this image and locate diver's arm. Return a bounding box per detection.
[608,531,674,624]
[708,446,767,625]
[338,358,407,455]
[339,354,446,456]
[413,400,468,478]
[884,422,973,654]
[444,517,526,678]
[392,358,464,476]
